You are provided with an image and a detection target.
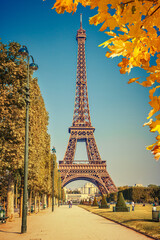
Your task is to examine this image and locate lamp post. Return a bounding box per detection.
[51,146,56,212]
[18,46,38,233]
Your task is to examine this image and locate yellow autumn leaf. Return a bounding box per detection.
[143,119,153,127]
[147,86,160,119]
[154,152,160,161]
[146,143,156,150]
[105,31,116,36]
[128,77,140,84]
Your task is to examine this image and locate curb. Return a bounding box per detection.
[79,206,159,240]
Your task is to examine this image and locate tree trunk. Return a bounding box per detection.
[34,193,37,213]
[48,194,51,207]
[28,190,32,215]
[38,194,40,212]
[44,194,47,208]
[15,182,18,209]
[19,187,23,217]
[42,194,46,209]
[3,200,6,211]
[7,173,14,220]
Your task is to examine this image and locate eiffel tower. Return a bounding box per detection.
[59,15,117,194]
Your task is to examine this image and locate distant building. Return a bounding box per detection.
[65,182,100,203]
[135,184,143,187]
[78,182,99,195]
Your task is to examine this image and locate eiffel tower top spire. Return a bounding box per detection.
[71,14,93,131]
[76,14,86,40]
[80,13,82,29]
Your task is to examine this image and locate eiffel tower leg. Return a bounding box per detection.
[96,183,108,195]
[101,175,118,193]
[64,136,77,164]
[94,169,117,194]
[86,136,101,162]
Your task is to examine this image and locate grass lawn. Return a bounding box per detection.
[79,204,160,239]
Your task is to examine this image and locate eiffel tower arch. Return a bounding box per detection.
[59,15,117,195]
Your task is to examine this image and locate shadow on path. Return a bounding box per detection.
[122,219,153,224]
[0,229,21,234]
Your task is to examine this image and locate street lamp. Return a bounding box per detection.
[51,146,56,212]
[18,45,38,234]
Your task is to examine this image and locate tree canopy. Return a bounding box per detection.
[51,0,160,161]
[0,41,60,203]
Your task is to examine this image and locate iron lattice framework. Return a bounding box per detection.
[59,15,117,194]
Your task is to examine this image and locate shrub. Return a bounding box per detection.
[89,198,92,205]
[99,195,110,209]
[116,192,129,212]
[92,196,99,206]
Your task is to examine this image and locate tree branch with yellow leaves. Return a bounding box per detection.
[48,0,160,160]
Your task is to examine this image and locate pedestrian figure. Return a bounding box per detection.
[70,200,72,208]
[68,200,71,208]
[152,206,157,211]
[131,201,135,211]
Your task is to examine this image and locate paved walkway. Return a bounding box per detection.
[0,205,153,240]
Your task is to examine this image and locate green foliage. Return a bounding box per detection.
[107,192,117,202]
[67,189,81,194]
[52,156,60,199]
[148,184,158,188]
[99,195,110,208]
[116,192,129,212]
[122,187,160,203]
[0,40,60,204]
[27,77,52,194]
[0,41,26,175]
[92,196,99,206]
[61,188,66,202]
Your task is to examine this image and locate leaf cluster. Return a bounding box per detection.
[52,0,160,160]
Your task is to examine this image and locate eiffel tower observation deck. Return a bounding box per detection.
[59,15,117,194]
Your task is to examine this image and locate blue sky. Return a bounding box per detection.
[1,0,160,188]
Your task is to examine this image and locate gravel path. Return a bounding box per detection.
[0,205,153,240]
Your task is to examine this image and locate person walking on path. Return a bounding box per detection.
[132,201,135,211]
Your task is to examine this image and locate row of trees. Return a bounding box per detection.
[0,41,61,219]
[121,186,160,203]
[80,185,160,207]
[66,189,81,194]
[107,186,160,203]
